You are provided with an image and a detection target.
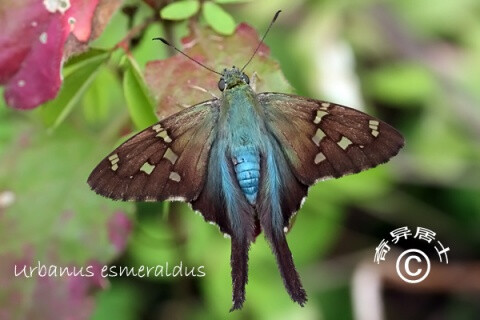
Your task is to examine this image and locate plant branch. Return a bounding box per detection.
[114,15,158,52]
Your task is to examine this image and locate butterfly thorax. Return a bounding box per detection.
[220,66,250,90]
[221,81,264,205]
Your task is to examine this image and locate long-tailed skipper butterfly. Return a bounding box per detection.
[88,11,404,311]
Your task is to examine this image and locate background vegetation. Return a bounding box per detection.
[1,0,480,319]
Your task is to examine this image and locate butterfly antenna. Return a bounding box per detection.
[153,37,223,76]
[241,10,281,72]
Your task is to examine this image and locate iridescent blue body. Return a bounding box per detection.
[233,150,260,204]
[224,85,262,205]
[205,69,298,310]
[213,71,285,238]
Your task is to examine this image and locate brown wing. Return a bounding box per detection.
[259,93,405,185]
[88,99,219,201]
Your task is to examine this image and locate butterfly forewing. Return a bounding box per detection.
[260,93,405,185]
[88,100,219,202]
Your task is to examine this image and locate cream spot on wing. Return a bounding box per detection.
[140,162,155,175]
[312,129,325,146]
[283,227,289,233]
[320,102,330,110]
[314,152,326,164]
[166,196,187,202]
[369,120,379,137]
[156,129,172,143]
[152,124,163,132]
[109,154,119,171]
[313,110,328,124]
[163,148,178,164]
[169,171,181,182]
[338,136,352,150]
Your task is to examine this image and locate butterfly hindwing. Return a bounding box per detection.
[88,99,220,202]
[260,93,405,186]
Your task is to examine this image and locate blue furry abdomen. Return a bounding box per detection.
[222,84,263,207]
[232,148,260,205]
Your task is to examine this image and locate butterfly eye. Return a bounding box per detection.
[218,78,226,91]
[242,73,250,84]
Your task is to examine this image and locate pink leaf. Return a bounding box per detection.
[4,15,69,109]
[66,0,100,42]
[0,0,110,110]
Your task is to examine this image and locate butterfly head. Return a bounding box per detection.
[218,66,250,91]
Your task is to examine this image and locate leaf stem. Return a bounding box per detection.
[114,15,158,53]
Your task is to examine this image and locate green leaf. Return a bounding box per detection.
[160,0,200,20]
[38,49,110,130]
[82,67,123,124]
[202,1,236,35]
[123,56,158,130]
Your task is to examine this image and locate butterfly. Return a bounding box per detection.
[87,11,404,311]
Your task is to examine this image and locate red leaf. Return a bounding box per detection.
[4,15,69,109]
[67,0,100,42]
[0,0,112,110]
[145,23,293,119]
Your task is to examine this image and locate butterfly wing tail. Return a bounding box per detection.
[257,140,308,305]
[194,140,257,311]
[267,228,307,305]
[230,236,251,311]
[223,154,256,311]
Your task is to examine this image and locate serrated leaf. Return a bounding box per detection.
[202,1,236,35]
[160,0,200,20]
[38,49,110,130]
[123,56,158,129]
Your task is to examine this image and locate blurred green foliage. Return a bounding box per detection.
[1,0,480,319]
[160,0,240,35]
